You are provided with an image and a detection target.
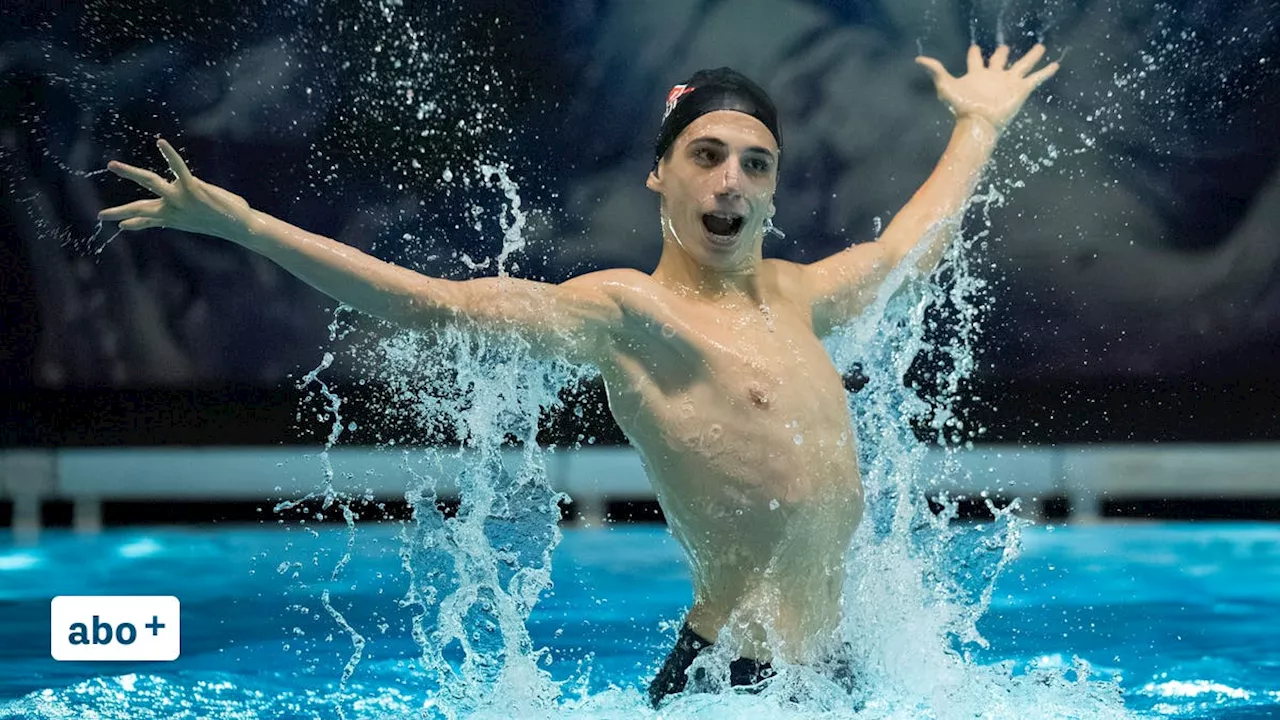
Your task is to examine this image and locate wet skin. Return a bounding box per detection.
[585,112,863,662]
[594,260,864,663]
[98,44,1059,667]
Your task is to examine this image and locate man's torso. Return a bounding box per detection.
[592,261,864,662]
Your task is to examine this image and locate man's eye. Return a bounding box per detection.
[694,148,717,162]
[747,159,770,172]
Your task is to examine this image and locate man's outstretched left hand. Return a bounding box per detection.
[915,44,1059,132]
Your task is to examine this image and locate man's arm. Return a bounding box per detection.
[803,44,1059,337]
[99,140,622,364]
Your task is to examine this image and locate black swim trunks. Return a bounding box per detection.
[647,622,775,708]
[647,623,865,709]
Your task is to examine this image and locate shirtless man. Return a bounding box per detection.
[99,44,1057,706]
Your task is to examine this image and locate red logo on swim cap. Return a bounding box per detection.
[664,84,696,121]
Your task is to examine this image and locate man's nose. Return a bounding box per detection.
[716,158,744,193]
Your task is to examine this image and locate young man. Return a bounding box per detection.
[99,44,1057,707]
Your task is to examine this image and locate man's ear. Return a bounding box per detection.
[768,199,776,218]
[646,167,663,194]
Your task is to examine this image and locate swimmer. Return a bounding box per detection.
[99,44,1058,707]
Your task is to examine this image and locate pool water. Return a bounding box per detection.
[0,522,1277,718]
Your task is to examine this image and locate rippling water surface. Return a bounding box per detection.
[0,522,1276,718]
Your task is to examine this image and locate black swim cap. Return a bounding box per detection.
[653,67,781,170]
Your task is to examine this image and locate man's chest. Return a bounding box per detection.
[606,299,848,431]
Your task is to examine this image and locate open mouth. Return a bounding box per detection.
[701,212,745,243]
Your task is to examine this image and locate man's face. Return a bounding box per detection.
[646,110,778,270]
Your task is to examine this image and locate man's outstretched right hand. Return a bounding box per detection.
[99,138,253,242]
[95,136,628,364]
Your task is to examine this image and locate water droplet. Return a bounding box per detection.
[793,433,804,445]
[442,167,454,182]
[660,323,676,339]
[769,499,780,511]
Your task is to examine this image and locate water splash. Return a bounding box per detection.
[478,162,528,277]
[15,1,1255,716]
[384,330,583,719]
[287,150,594,718]
[274,306,371,719]
[792,175,1129,717]
[272,138,1130,720]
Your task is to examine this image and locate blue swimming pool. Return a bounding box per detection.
[1,522,1277,718]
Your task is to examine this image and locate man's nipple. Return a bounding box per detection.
[748,382,771,407]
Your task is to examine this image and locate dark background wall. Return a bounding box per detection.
[3,0,1279,444]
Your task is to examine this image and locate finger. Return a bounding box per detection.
[1011,43,1047,75]
[990,44,1010,70]
[914,56,954,84]
[119,216,163,231]
[98,198,161,222]
[1026,62,1060,87]
[157,138,194,183]
[108,160,172,196]
[967,44,984,73]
